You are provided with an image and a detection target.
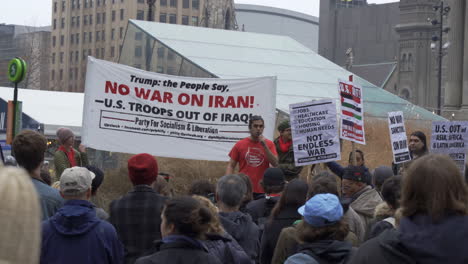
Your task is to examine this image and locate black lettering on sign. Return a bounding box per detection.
[393,140,407,151]
[389,116,396,125]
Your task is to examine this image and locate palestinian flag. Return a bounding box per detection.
[340,91,362,121]
[338,79,365,144]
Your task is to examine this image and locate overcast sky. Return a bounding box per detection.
[2,0,398,27]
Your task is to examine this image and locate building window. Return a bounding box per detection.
[77,0,80,9]
[157,47,164,58]
[52,53,56,64]
[169,14,176,24]
[89,31,92,42]
[69,69,73,80]
[83,32,87,42]
[71,34,75,44]
[76,33,80,44]
[168,51,174,60]
[71,16,76,27]
[135,32,142,40]
[75,68,78,80]
[192,16,198,26]
[62,0,65,11]
[182,15,189,25]
[60,69,63,80]
[120,9,124,20]
[183,0,189,8]
[135,46,142,57]
[102,30,105,41]
[77,16,80,27]
[111,28,115,40]
[60,35,64,46]
[101,48,105,57]
[119,27,123,38]
[75,51,79,61]
[53,19,57,29]
[60,52,64,63]
[111,46,115,57]
[84,15,88,25]
[192,0,199,9]
[170,0,176,7]
[88,49,91,55]
[61,18,65,28]
[96,31,100,41]
[102,12,106,24]
[54,2,57,12]
[72,0,75,9]
[83,49,87,59]
[90,0,93,7]
[85,0,88,8]
[137,10,144,20]
[96,48,100,58]
[160,13,167,23]
[112,10,115,21]
[70,51,74,62]
[160,0,166,6]
[97,0,100,6]
[52,70,55,80]
[97,13,101,24]
[52,36,56,47]
[89,14,93,25]
[138,0,144,3]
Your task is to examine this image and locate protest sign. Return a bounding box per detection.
[290,99,341,166]
[387,111,411,164]
[431,121,468,174]
[81,57,276,161]
[338,79,365,144]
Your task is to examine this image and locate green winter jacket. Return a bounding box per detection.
[274,137,303,181]
[54,148,89,179]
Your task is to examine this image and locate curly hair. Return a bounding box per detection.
[296,219,349,243]
[192,195,224,235]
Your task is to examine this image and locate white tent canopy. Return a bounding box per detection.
[0,87,84,137]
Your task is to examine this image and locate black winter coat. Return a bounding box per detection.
[260,207,301,264]
[135,240,222,264]
[245,196,280,225]
[203,233,252,264]
[219,211,260,262]
[350,214,468,264]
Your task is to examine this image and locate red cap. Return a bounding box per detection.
[127,153,158,185]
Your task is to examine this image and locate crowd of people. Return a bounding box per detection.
[2,115,468,264]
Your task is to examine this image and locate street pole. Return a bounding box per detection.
[145,0,156,71]
[437,1,443,115]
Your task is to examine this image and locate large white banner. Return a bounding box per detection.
[82,57,276,161]
[431,121,468,174]
[290,99,341,166]
[387,111,411,164]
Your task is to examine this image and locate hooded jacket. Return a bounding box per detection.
[366,202,395,240]
[285,240,354,264]
[203,233,252,264]
[136,235,222,264]
[41,199,124,264]
[350,214,468,264]
[350,186,383,229]
[219,211,260,262]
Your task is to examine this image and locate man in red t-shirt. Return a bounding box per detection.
[226,115,278,196]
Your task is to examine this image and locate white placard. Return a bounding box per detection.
[82,57,276,161]
[338,79,365,145]
[387,111,411,164]
[290,99,341,166]
[431,121,468,174]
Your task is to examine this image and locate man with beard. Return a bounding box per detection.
[226,115,278,198]
[393,131,428,174]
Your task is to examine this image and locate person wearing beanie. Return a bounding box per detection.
[109,153,168,264]
[246,168,286,225]
[372,166,394,194]
[274,120,303,181]
[0,167,42,264]
[285,193,354,264]
[342,166,382,230]
[54,127,89,180]
[41,167,124,264]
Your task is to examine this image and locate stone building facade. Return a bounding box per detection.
[50,0,236,92]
